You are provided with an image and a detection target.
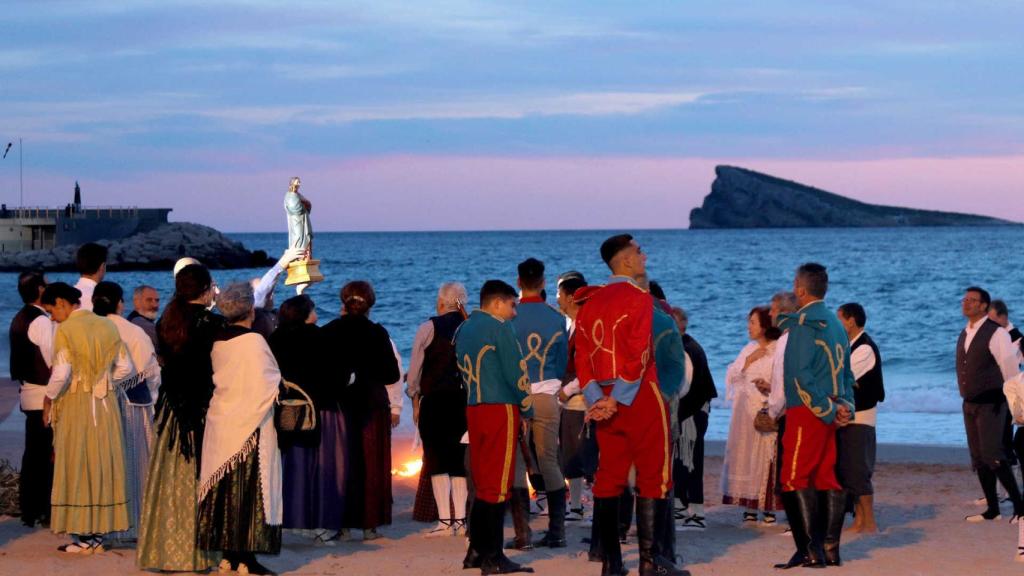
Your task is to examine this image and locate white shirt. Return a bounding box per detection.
[253,262,286,309]
[963,317,1019,382]
[74,277,97,311]
[1007,321,1024,366]
[767,331,788,419]
[108,314,161,404]
[848,331,879,427]
[1005,372,1024,425]
[405,319,434,399]
[20,306,55,410]
[386,340,404,416]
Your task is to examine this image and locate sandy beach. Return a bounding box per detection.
[0,383,1019,575]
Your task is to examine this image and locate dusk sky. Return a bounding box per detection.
[2,1,1022,231]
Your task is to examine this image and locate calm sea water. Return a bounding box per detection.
[3,227,1022,446]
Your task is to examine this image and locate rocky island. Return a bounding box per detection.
[0,222,273,272]
[689,166,1017,228]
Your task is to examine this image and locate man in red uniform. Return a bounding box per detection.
[574,234,688,576]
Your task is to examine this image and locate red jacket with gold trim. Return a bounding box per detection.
[573,276,656,407]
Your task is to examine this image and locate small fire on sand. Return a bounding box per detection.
[392,458,423,478]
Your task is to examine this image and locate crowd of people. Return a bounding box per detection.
[6,234,1024,574]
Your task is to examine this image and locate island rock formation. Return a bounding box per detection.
[689,166,1016,228]
[0,222,273,272]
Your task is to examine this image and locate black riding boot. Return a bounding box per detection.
[619,489,635,543]
[588,509,604,562]
[504,488,534,550]
[637,497,690,576]
[483,501,535,575]
[794,489,825,568]
[535,488,567,547]
[595,497,627,576]
[774,491,808,570]
[820,490,847,566]
[653,498,678,565]
[465,500,490,569]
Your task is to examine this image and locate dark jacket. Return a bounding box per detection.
[322,314,400,421]
[155,303,226,460]
[269,323,332,411]
[677,333,718,422]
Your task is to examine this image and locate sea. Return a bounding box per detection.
[2,227,1022,447]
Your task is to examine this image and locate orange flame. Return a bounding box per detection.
[391,458,423,478]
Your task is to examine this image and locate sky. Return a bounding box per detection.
[1,0,1022,231]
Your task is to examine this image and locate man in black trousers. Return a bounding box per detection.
[7,271,54,527]
[958,287,1024,523]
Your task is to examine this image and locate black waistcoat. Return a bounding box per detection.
[957,318,1005,403]
[850,332,885,411]
[9,305,51,385]
[420,311,465,397]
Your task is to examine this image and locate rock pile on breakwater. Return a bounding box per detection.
[0,222,273,272]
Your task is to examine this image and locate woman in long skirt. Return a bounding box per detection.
[720,306,782,525]
[137,264,223,571]
[93,281,160,542]
[197,282,282,575]
[322,281,400,540]
[41,282,133,553]
[270,294,347,544]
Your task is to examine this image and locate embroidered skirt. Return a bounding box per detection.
[197,428,282,554]
[137,408,220,571]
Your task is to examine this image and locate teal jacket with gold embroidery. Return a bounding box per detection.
[512,298,568,384]
[455,310,533,416]
[653,304,686,400]
[778,300,855,424]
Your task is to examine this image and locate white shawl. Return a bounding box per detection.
[198,331,282,525]
[1005,373,1024,425]
[721,340,778,505]
[108,314,161,404]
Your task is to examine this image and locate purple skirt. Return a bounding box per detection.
[281,410,348,530]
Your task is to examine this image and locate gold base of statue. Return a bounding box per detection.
[285,259,324,286]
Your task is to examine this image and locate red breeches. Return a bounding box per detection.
[467,403,520,504]
[593,380,672,499]
[781,405,842,492]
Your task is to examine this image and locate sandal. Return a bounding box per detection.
[313,529,337,546]
[425,520,453,537]
[57,542,92,554]
[762,512,777,526]
[742,511,758,524]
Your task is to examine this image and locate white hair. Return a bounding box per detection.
[437,282,467,312]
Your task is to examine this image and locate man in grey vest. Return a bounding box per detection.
[958,286,1024,522]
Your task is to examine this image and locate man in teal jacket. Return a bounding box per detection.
[775,263,855,570]
[457,280,534,575]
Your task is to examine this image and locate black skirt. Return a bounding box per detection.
[197,429,282,554]
[418,390,468,477]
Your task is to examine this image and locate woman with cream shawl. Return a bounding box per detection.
[720,306,782,524]
[197,282,282,575]
[41,282,134,554]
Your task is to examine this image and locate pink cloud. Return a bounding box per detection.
[16,154,1024,231]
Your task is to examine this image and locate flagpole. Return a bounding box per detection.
[19,138,23,206]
